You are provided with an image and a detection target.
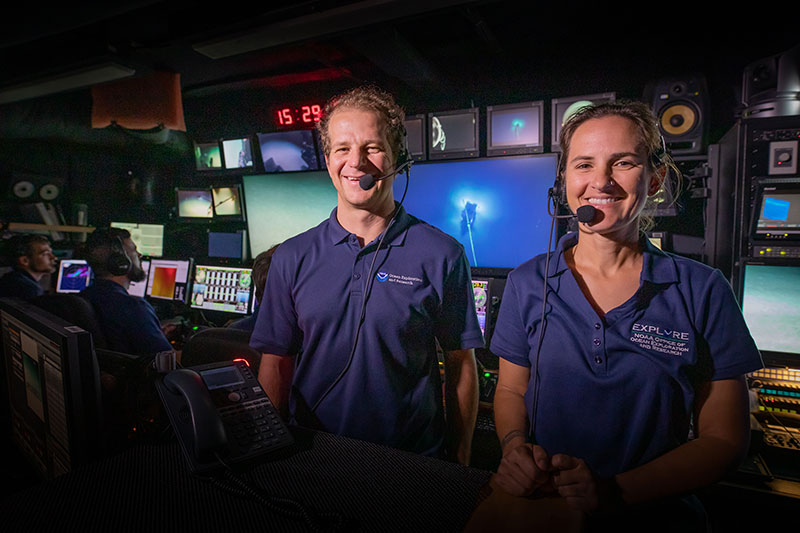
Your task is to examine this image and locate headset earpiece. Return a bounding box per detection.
[107,235,132,277]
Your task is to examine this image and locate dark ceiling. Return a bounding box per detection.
[1,1,798,142]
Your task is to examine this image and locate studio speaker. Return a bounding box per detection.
[645,76,710,155]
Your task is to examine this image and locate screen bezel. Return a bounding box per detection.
[256,129,321,173]
[55,259,92,294]
[189,263,254,315]
[210,184,246,221]
[427,107,480,160]
[220,135,256,170]
[194,140,223,171]
[750,179,800,243]
[145,258,193,303]
[403,113,427,161]
[486,101,544,156]
[738,258,800,368]
[176,187,214,221]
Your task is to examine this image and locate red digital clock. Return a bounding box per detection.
[274,104,323,127]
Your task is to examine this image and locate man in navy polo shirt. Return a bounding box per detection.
[0,234,56,299]
[80,228,174,357]
[251,86,483,464]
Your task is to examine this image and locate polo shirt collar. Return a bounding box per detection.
[547,231,678,284]
[326,203,411,248]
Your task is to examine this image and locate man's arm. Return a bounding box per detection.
[443,348,478,465]
[258,352,295,420]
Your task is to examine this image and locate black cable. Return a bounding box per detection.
[311,170,411,414]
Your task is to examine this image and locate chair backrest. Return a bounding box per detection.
[181,327,261,373]
[31,293,110,349]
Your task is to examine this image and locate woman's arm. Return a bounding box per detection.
[493,358,553,496]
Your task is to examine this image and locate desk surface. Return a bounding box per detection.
[0,426,494,532]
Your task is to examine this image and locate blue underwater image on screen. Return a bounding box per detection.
[395,155,557,269]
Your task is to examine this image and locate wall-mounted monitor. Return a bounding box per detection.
[487,101,544,156]
[145,258,192,303]
[109,222,164,257]
[242,171,337,256]
[551,92,616,152]
[176,188,213,220]
[1,298,102,479]
[211,185,245,220]
[55,259,92,294]
[739,260,800,367]
[403,113,427,161]
[190,264,253,315]
[257,130,320,172]
[127,259,150,298]
[428,108,479,160]
[393,154,558,271]
[222,136,254,170]
[194,141,222,170]
[208,231,247,260]
[751,179,800,243]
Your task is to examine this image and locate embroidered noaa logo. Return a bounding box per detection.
[376,272,389,282]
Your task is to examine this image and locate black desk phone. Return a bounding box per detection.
[156,360,294,474]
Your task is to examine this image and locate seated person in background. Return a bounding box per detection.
[490,101,762,530]
[80,227,174,357]
[0,234,56,299]
[228,244,279,332]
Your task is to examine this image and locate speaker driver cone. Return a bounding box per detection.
[660,103,697,136]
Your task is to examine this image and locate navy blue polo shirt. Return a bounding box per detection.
[81,278,173,356]
[250,205,484,456]
[490,232,763,478]
[0,268,44,300]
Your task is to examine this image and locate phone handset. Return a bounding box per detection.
[163,368,228,460]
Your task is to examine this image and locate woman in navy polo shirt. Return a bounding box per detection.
[490,101,762,529]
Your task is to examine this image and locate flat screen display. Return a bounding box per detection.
[109,222,164,257]
[428,108,479,159]
[404,114,426,161]
[146,259,192,302]
[222,137,254,169]
[393,155,558,269]
[752,182,800,241]
[55,259,92,294]
[551,92,616,151]
[487,101,543,155]
[127,259,150,298]
[473,278,490,338]
[242,171,337,256]
[177,188,213,219]
[257,130,320,172]
[195,141,222,170]
[208,231,245,259]
[190,265,253,315]
[741,262,800,365]
[211,186,244,218]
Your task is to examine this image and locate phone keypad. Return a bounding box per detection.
[218,397,291,455]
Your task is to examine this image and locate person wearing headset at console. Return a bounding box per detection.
[250,86,483,464]
[80,227,174,357]
[489,101,762,530]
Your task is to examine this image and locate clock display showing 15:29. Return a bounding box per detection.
[274,105,323,127]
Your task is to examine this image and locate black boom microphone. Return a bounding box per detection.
[359,159,413,190]
[575,204,597,223]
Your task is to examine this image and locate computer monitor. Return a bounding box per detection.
[127,259,150,298]
[176,188,213,220]
[242,171,337,256]
[472,278,490,340]
[257,130,320,172]
[486,101,544,156]
[55,259,92,294]
[222,136,254,170]
[394,154,558,271]
[194,141,222,170]
[190,264,253,315]
[404,113,427,161]
[145,259,192,303]
[0,297,102,478]
[751,180,800,243]
[739,261,800,367]
[428,108,480,160]
[211,185,245,220]
[551,92,616,152]
[208,231,246,260]
[109,222,165,257]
